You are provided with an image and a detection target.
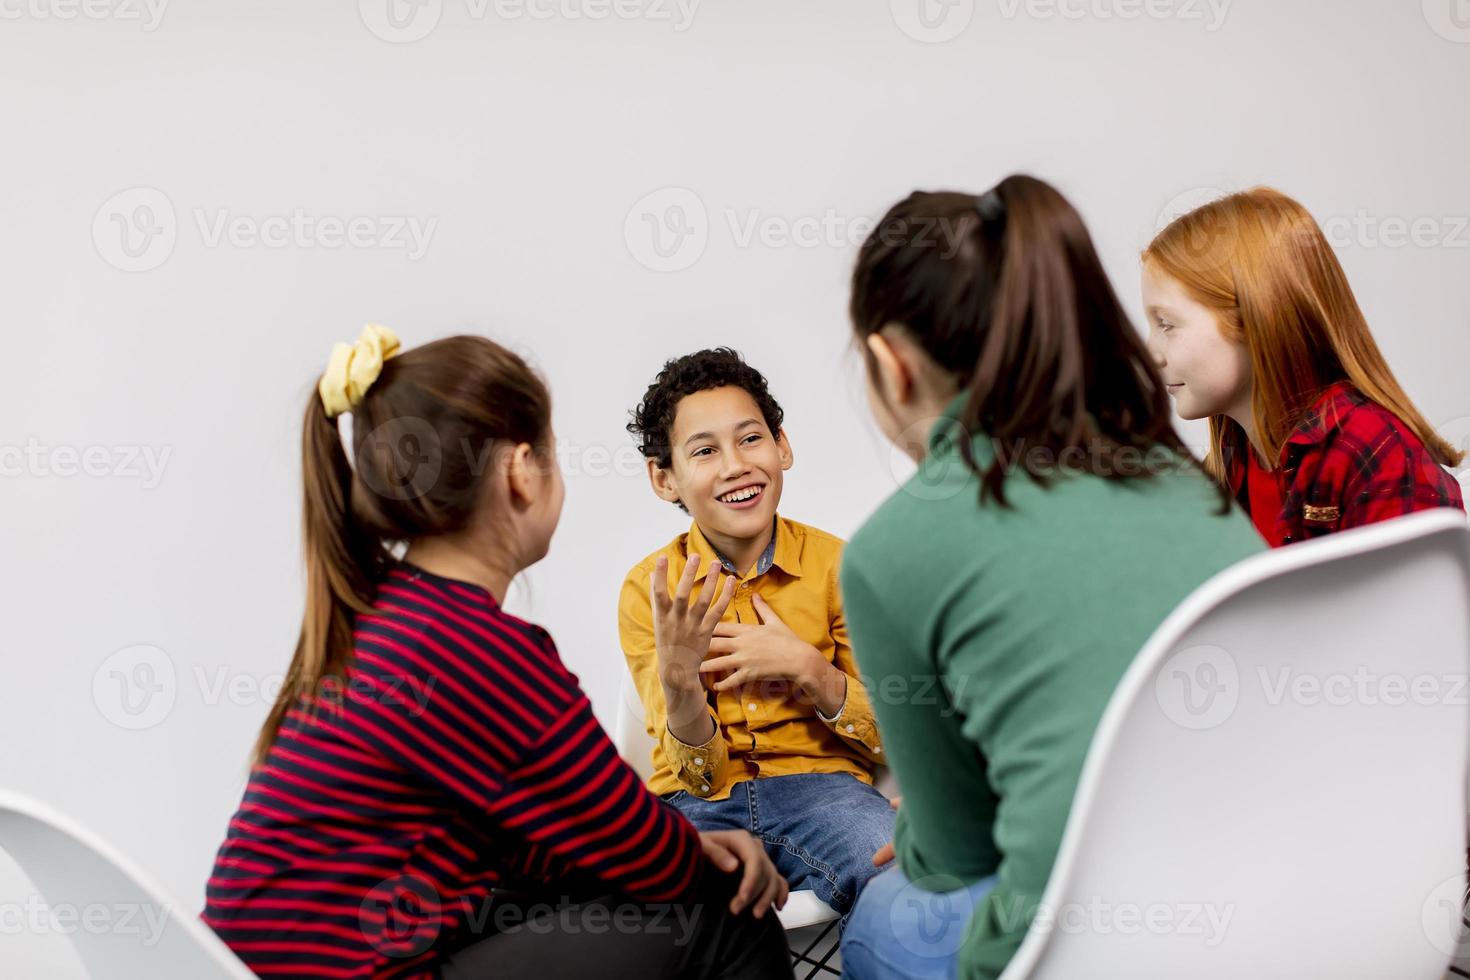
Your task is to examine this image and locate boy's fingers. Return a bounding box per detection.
[712,669,747,691]
[674,555,701,603]
[705,638,736,655]
[693,558,722,612]
[873,841,894,866]
[711,622,754,637]
[704,575,736,627]
[649,564,670,612]
[751,593,777,620]
[699,654,737,672]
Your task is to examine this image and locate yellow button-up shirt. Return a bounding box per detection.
[617,515,884,801]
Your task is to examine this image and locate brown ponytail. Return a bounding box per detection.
[252,335,552,767]
[850,174,1228,510]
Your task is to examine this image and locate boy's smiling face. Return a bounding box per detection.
[649,385,792,546]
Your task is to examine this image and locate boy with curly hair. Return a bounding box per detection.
[618,347,894,923]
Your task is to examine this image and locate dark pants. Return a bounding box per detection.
[439,869,793,980]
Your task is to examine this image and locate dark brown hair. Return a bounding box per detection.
[252,335,552,766]
[850,174,1224,508]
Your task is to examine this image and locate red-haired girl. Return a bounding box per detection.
[1142,188,1464,546]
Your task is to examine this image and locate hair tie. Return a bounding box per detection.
[975,189,1006,223]
[318,323,402,418]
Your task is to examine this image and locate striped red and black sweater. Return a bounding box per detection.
[203,562,704,979]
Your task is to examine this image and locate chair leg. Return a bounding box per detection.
[789,918,841,978]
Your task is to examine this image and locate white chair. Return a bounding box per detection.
[0,790,256,979]
[998,509,1470,979]
[614,671,897,974]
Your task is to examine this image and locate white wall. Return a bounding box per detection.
[3,1,1468,974]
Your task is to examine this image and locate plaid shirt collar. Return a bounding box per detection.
[1280,381,1362,449]
[1225,380,1463,544]
[1224,381,1362,477]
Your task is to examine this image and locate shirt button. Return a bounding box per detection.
[845,724,856,733]
[875,746,883,754]
[748,703,758,712]
[700,784,709,793]
[694,757,705,767]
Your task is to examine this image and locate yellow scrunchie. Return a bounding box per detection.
[318,324,401,418]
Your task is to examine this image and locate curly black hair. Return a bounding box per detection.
[627,348,786,474]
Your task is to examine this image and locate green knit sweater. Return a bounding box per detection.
[840,398,1263,979]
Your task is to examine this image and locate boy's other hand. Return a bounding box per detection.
[703,594,819,688]
[699,830,789,919]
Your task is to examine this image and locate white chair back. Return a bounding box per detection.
[0,790,256,980]
[1000,510,1470,979]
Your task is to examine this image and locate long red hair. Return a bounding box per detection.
[1143,187,1462,480]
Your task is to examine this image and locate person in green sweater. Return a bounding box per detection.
[836,175,1264,980]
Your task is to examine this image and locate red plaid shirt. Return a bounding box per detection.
[1226,382,1464,546]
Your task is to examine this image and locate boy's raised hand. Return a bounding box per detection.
[649,555,736,699]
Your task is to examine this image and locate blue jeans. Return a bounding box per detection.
[664,772,895,922]
[840,864,998,980]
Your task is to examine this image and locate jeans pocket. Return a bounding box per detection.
[661,791,688,804]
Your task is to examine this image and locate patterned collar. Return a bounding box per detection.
[1281,381,1363,448]
[711,517,779,576]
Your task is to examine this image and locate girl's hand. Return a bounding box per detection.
[699,830,789,918]
[872,796,902,867]
[650,555,735,697]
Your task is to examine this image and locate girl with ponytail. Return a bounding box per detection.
[835,177,1263,979]
[204,327,793,980]
[1142,187,1463,546]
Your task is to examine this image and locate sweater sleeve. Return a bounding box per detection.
[841,558,1025,980]
[347,607,704,904]
[487,693,705,903]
